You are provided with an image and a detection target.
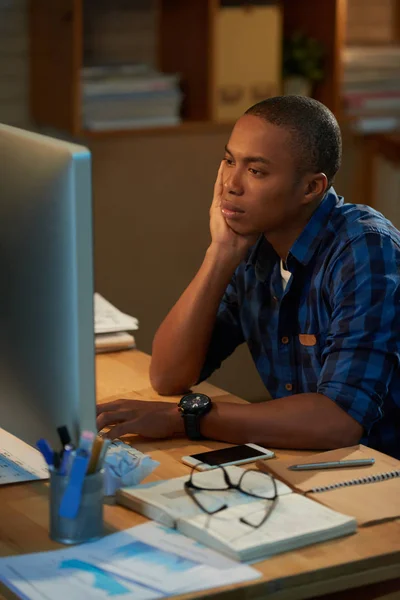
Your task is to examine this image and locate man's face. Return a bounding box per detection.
[221,114,306,237]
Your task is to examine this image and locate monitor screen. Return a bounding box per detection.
[0,124,96,449]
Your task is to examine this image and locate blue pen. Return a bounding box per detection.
[58,449,90,519]
[36,438,55,467]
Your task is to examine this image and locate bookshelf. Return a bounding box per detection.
[28,0,347,137]
[342,0,400,134]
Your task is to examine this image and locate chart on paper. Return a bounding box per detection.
[0,522,259,600]
[0,428,49,485]
[0,558,161,600]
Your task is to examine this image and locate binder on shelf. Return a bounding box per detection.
[212,2,282,123]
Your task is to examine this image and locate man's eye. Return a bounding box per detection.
[249,168,264,176]
[224,158,234,166]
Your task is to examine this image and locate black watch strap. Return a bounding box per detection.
[183,413,203,440]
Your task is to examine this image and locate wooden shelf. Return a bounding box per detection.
[80,120,234,139]
[341,110,400,120]
[29,0,345,137]
[282,0,345,117]
[368,132,400,165]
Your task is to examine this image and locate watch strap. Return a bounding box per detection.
[183,413,203,441]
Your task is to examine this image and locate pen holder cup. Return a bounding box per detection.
[49,469,104,545]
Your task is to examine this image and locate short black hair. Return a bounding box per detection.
[245,96,342,187]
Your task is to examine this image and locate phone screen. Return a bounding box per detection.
[190,445,266,466]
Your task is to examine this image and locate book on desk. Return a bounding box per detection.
[95,330,136,353]
[116,465,357,562]
[258,444,400,526]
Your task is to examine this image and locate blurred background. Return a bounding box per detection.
[1,0,399,402]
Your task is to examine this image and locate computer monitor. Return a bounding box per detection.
[0,124,97,449]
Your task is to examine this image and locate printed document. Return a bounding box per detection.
[0,428,48,485]
[0,522,260,600]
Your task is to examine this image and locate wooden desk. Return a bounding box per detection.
[1,350,400,600]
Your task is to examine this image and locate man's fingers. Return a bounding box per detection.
[96,399,141,416]
[212,161,224,207]
[96,399,129,415]
[96,409,134,432]
[105,421,138,440]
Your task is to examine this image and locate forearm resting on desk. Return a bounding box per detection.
[95,391,363,446]
[202,393,363,450]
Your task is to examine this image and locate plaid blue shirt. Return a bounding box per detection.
[200,188,400,458]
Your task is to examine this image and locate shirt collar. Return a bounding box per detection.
[246,187,343,279]
[246,235,276,282]
[289,187,343,266]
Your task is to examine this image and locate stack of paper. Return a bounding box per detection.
[94,293,138,353]
[81,65,182,131]
[0,522,260,600]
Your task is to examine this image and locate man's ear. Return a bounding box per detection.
[302,173,328,205]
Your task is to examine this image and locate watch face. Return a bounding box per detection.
[179,393,211,414]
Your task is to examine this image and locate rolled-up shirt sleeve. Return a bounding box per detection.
[197,271,245,383]
[317,231,400,434]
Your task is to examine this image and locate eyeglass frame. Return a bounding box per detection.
[184,464,278,529]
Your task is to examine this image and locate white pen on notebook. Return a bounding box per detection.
[288,458,375,471]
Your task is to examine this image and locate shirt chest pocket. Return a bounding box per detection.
[295,332,327,368]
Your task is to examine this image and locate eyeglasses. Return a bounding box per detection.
[184,465,278,529]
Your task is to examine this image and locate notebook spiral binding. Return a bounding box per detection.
[311,469,400,493]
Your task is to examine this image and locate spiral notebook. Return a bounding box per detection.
[258,445,400,526]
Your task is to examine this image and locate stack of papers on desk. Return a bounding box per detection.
[0,522,260,600]
[94,293,138,353]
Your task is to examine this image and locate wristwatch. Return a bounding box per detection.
[178,393,212,440]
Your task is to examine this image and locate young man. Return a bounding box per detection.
[97,96,400,458]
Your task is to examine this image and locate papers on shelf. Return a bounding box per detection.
[0,522,260,600]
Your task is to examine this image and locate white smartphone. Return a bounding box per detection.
[181,443,275,471]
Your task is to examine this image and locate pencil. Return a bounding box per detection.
[87,435,104,474]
